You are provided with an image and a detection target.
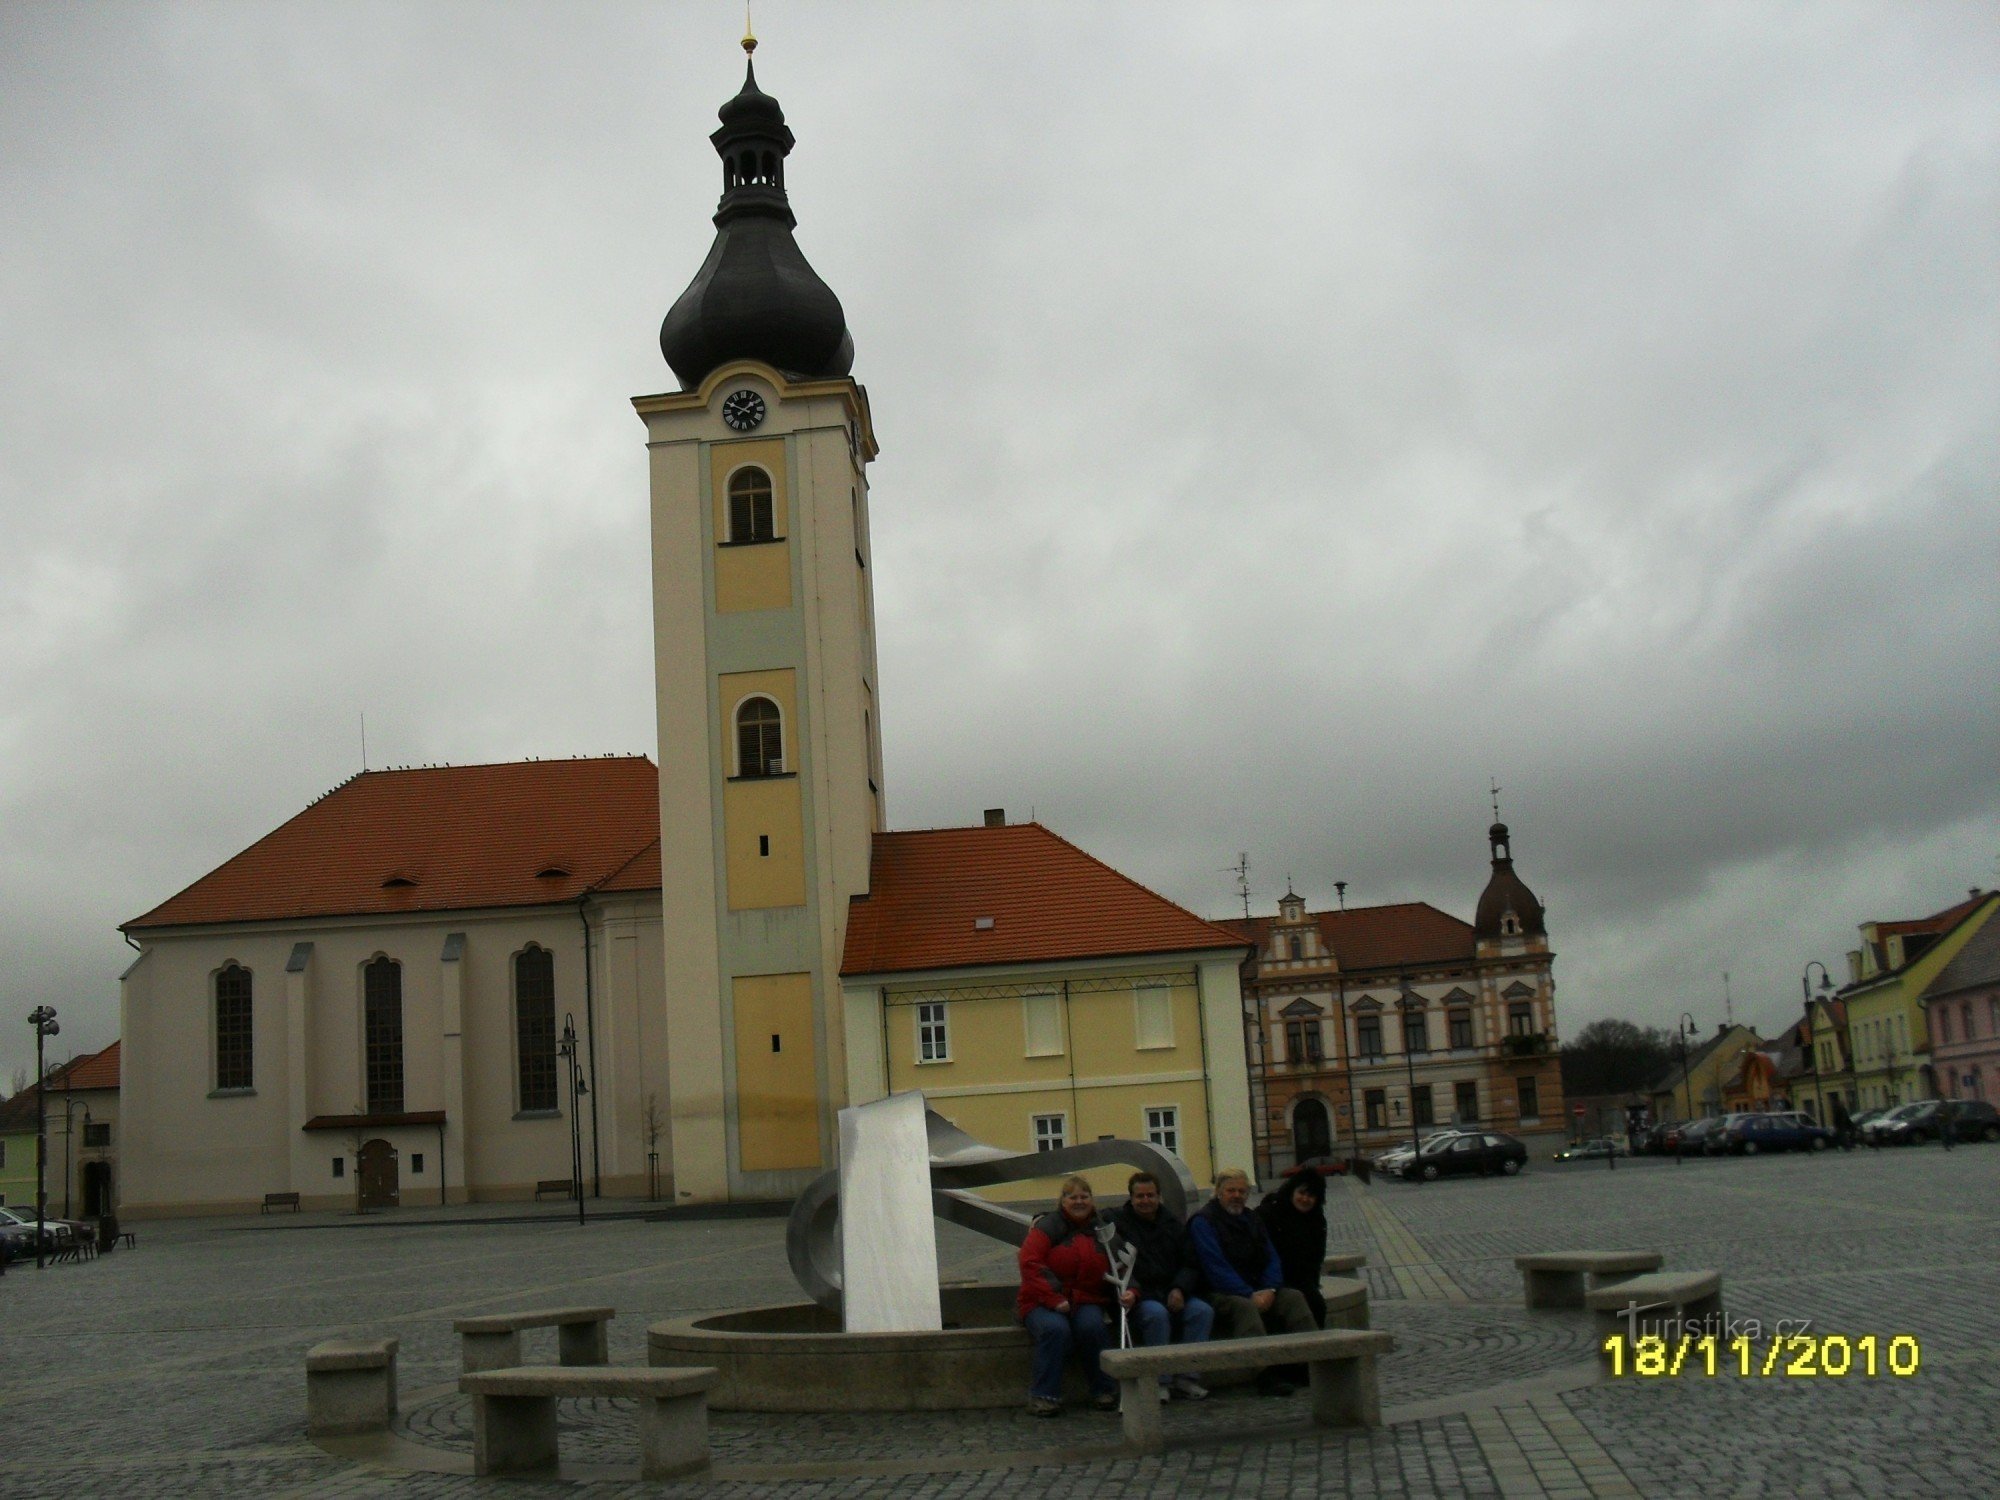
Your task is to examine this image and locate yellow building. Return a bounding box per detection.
[1648,1023,1763,1123]
[1839,891,1999,1111]
[840,818,1254,1198]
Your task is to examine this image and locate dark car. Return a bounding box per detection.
[1674,1117,1725,1156]
[1552,1137,1626,1162]
[1402,1131,1527,1181]
[1880,1099,2000,1145]
[1724,1112,1835,1154]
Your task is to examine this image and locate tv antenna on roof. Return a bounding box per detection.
[1225,851,1253,919]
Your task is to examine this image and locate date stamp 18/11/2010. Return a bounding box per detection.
[1605,1333,1921,1379]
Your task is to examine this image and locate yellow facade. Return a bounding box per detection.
[1844,896,1999,1109]
[717,668,806,911]
[882,971,1216,1200]
[710,438,792,614]
[730,972,822,1171]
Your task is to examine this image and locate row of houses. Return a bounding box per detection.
[1642,889,2000,1124]
[0,1041,120,1218]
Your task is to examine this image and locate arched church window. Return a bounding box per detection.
[516,946,558,1113]
[215,963,253,1091]
[728,467,775,543]
[363,956,404,1114]
[736,697,784,777]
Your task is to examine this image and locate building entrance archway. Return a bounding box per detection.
[1292,1098,1332,1161]
[358,1138,399,1211]
[82,1161,113,1217]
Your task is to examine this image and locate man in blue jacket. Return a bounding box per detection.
[1188,1167,1317,1396]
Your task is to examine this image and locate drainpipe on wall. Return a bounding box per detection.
[578,896,601,1197]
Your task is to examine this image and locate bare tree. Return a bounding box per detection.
[642,1092,665,1201]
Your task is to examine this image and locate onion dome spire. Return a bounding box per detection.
[658,36,855,389]
[1475,821,1547,940]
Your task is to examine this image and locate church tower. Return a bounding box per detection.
[637,38,883,1202]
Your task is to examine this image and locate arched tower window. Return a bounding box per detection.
[363,956,404,1114]
[215,963,253,1090]
[736,696,784,777]
[728,467,775,543]
[515,946,558,1113]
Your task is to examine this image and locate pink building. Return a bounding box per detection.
[1923,914,2000,1104]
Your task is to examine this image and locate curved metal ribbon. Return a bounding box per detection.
[785,1107,1199,1310]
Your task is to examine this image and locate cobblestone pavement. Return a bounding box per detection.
[2,1144,1995,1497]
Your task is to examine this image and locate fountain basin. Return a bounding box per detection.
[648,1284,1051,1411]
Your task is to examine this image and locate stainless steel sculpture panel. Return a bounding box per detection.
[836,1092,944,1332]
[786,1096,1200,1314]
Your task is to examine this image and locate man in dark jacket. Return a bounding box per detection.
[1189,1167,1317,1395]
[1108,1170,1215,1400]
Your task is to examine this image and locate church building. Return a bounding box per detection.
[112,43,1257,1216]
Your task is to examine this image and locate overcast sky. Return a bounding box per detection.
[3,1,1996,1087]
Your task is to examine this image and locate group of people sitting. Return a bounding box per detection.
[1014,1165,1331,1416]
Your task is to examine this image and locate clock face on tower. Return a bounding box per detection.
[721,389,767,432]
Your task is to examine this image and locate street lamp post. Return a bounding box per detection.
[1398,986,1423,1178]
[28,1006,59,1269]
[1801,962,1833,1126]
[1676,1011,1698,1167]
[557,1013,589,1227]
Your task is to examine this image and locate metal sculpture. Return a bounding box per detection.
[785,1095,1199,1318]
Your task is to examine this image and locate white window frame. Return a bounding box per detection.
[915,999,950,1064]
[1134,983,1174,1051]
[1144,1105,1180,1156]
[1022,990,1063,1057]
[1032,1113,1067,1152]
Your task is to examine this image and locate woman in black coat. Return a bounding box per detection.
[1257,1166,1329,1327]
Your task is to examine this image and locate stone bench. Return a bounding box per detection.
[1585,1270,1723,1356]
[1321,1275,1370,1330]
[1322,1251,1368,1275]
[455,1306,615,1372]
[459,1365,717,1480]
[1102,1328,1393,1453]
[306,1337,398,1436]
[1515,1250,1664,1309]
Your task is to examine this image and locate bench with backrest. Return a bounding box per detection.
[263,1191,302,1214]
[1101,1328,1393,1453]
[459,1365,717,1480]
[306,1336,398,1436]
[1515,1250,1664,1310]
[454,1306,615,1372]
[533,1179,575,1201]
[1584,1270,1723,1356]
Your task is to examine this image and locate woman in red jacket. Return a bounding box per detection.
[1016,1174,1123,1416]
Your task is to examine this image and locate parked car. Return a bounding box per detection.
[1373,1128,1470,1175]
[1295,1155,1353,1178]
[1860,1103,1927,1145]
[0,1206,72,1254]
[1702,1114,1757,1155]
[1674,1117,1726,1156]
[1875,1099,2000,1145]
[1552,1137,1626,1162]
[1724,1112,1835,1154]
[1402,1131,1527,1180]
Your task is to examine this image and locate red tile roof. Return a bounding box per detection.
[1221,902,1477,975]
[0,1042,120,1128]
[1875,891,1989,938]
[125,758,660,930]
[840,823,1250,977]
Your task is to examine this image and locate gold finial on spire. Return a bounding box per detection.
[742,5,757,55]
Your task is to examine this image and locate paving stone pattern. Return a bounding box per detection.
[1,1146,1994,1497]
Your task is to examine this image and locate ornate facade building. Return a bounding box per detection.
[1229,823,1565,1176]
